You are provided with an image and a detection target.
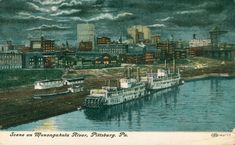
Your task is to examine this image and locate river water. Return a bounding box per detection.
[7,77,235,131]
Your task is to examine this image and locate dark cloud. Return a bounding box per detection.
[95,0,105,5]
[0,0,234,43]
[0,14,53,25]
[57,0,108,18]
[32,0,65,5]
[58,0,103,10]
[170,13,213,27]
[0,0,48,14]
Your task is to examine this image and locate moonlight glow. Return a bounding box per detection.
[51,6,58,12]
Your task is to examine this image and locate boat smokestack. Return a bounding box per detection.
[173,58,176,73]
[136,67,140,81]
[127,67,131,78]
[165,60,167,69]
[116,79,120,88]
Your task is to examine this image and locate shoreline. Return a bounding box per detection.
[183,73,235,82]
[0,78,103,129]
[0,92,88,130]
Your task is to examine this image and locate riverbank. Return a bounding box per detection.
[1,58,235,129]
[184,73,235,82]
[182,63,235,81]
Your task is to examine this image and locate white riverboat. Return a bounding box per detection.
[34,79,64,90]
[84,78,147,108]
[33,77,84,99]
[141,69,183,91]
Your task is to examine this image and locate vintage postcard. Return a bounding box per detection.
[0,0,235,144]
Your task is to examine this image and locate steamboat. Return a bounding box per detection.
[141,68,183,91]
[33,77,84,99]
[84,68,147,108]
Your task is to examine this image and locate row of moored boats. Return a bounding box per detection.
[84,68,184,108]
[33,67,184,108]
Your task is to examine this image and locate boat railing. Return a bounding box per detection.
[90,89,107,96]
[102,86,118,91]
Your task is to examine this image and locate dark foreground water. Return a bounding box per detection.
[7,77,235,131]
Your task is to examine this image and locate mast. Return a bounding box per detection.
[108,80,111,87]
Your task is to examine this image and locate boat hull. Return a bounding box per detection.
[148,77,181,91]
[33,90,70,99]
[84,83,147,108]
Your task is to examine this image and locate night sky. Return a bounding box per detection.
[0,0,235,45]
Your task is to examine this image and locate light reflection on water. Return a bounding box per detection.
[33,118,58,131]
[6,77,235,131]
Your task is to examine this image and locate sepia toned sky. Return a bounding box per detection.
[0,0,234,44]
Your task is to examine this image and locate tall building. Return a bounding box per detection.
[30,37,55,52]
[77,24,95,51]
[157,41,176,61]
[127,25,151,44]
[41,37,55,52]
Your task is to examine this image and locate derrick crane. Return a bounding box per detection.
[209,26,227,49]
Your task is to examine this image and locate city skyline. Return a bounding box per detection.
[0,0,235,44]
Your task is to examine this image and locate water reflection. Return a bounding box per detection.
[210,78,224,97]
[84,87,180,122]
[33,118,58,131]
[209,78,225,107]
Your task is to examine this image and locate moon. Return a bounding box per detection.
[51,6,58,12]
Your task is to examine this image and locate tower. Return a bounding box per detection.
[209,26,227,49]
[77,23,95,51]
